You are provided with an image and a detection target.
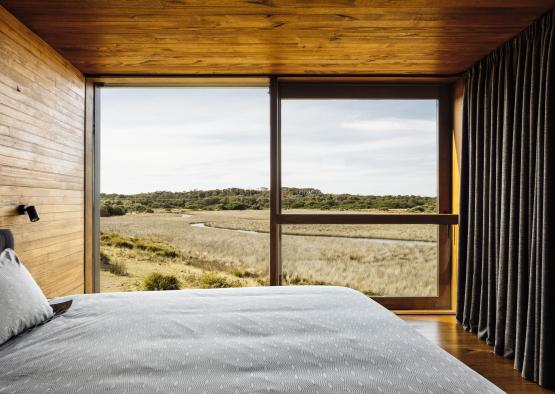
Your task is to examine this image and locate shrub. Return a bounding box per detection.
[100,251,111,266]
[111,205,126,216]
[256,277,270,286]
[134,240,179,258]
[101,232,179,257]
[223,202,247,210]
[100,232,113,244]
[100,232,133,249]
[199,272,240,288]
[155,250,178,258]
[100,203,126,217]
[230,268,258,278]
[99,203,110,217]
[143,272,180,291]
[114,239,134,249]
[109,260,128,276]
[283,274,328,286]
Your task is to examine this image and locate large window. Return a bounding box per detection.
[98,87,269,292]
[271,82,456,310]
[94,79,456,309]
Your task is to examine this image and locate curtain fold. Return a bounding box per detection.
[457,10,555,388]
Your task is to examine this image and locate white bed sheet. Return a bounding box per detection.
[0,286,502,393]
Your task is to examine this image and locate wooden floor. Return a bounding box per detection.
[401,315,554,394]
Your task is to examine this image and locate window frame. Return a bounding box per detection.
[87,76,458,311]
[270,78,457,310]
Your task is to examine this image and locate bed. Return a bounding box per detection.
[0,283,502,393]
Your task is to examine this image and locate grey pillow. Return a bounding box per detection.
[0,248,53,345]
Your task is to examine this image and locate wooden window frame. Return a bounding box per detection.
[271,78,457,310]
[86,76,458,311]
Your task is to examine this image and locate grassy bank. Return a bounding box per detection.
[100,211,437,296]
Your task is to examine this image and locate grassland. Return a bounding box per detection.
[100,210,437,296]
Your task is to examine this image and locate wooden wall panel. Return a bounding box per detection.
[84,79,95,293]
[0,6,85,297]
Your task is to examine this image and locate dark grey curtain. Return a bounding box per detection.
[457,10,555,388]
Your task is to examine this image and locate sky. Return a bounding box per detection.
[100,87,437,196]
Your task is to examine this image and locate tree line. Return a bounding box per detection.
[100,188,436,217]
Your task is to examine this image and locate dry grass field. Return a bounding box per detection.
[100,210,437,296]
[195,209,436,241]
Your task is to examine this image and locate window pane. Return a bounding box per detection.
[281,99,437,213]
[100,211,270,291]
[281,224,438,297]
[99,87,269,292]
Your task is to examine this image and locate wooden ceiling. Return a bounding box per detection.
[2,0,555,76]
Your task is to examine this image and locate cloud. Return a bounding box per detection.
[341,118,436,133]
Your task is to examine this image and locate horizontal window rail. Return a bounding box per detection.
[279,83,442,99]
[276,214,458,225]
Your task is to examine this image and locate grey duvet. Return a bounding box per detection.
[0,286,502,393]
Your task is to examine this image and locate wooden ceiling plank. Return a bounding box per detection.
[3,1,553,75]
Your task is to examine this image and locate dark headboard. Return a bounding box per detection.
[0,229,14,252]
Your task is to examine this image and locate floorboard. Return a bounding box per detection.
[401,315,554,394]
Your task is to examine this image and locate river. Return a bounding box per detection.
[190,222,434,245]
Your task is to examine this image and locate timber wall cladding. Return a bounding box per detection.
[0,6,85,297]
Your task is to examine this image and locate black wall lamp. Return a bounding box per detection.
[17,205,40,222]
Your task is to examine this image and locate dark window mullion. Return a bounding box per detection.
[437,85,453,214]
[270,77,281,286]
